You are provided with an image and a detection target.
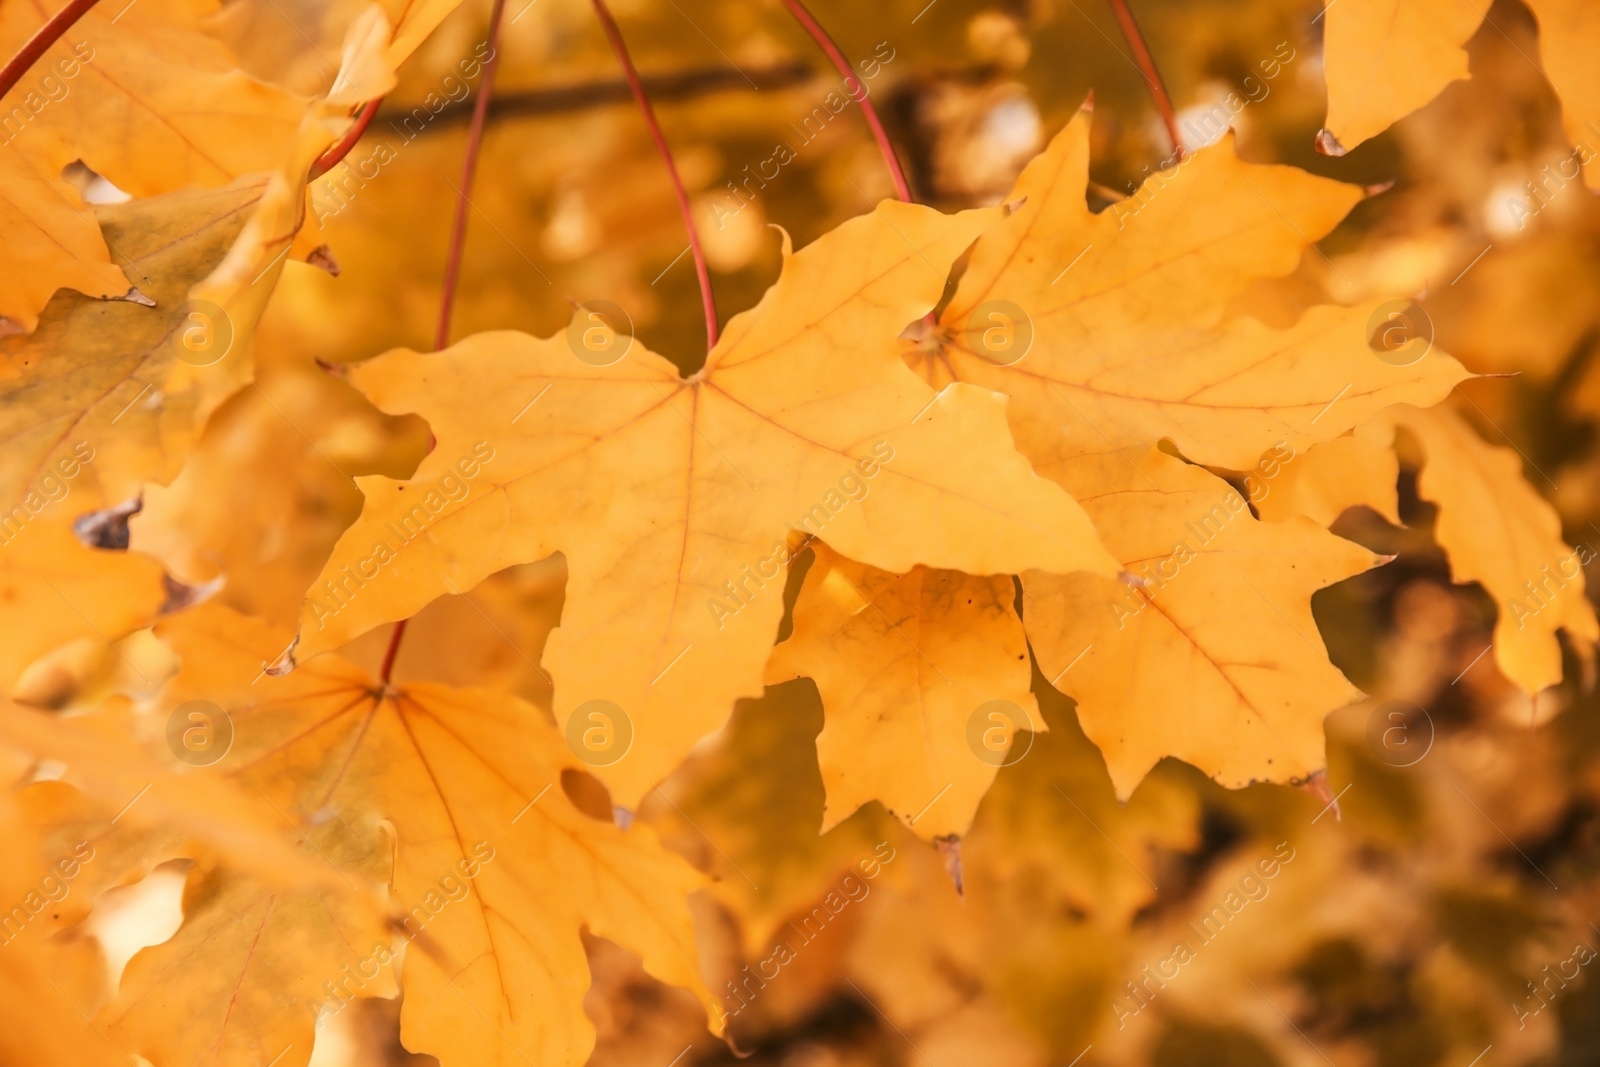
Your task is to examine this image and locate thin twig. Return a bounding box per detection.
[0,0,102,101]
[591,0,720,349]
[1104,0,1183,159]
[779,0,911,201]
[380,0,510,685]
[309,98,384,180]
[378,622,407,686]
[437,0,508,351]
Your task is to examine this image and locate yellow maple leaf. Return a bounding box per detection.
[0,784,126,1067]
[644,678,900,955]
[0,178,268,520]
[1022,448,1384,798]
[910,107,1469,472]
[765,542,1039,841]
[1321,0,1600,182]
[0,0,307,199]
[1252,426,1401,527]
[1385,403,1599,692]
[135,603,719,1067]
[0,0,393,333]
[1529,0,1600,188]
[131,360,430,626]
[0,521,165,693]
[1320,0,1483,154]
[210,0,465,97]
[286,202,1119,807]
[0,152,127,332]
[105,828,394,1067]
[1,694,391,1067]
[0,689,368,894]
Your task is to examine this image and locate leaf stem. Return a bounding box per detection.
[0,0,101,102]
[778,0,912,201]
[438,0,508,352]
[379,621,407,685]
[309,98,385,181]
[381,0,510,685]
[591,0,719,349]
[1104,0,1184,159]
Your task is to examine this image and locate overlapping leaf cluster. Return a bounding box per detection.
[1,2,1597,1066]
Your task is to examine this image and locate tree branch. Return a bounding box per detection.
[379,62,811,136]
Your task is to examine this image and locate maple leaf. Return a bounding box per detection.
[114,603,718,1067]
[0,77,360,689]
[1252,426,1401,528]
[0,178,267,521]
[645,677,900,952]
[765,542,1040,841]
[0,0,308,328]
[0,783,126,1067]
[909,106,1470,473]
[0,0,407,333]
[0,690,367,894]
[0,520,165,693]
[0,152,128,332]
[0,0,307,199]
[1320,0,1600,177]
[1383,403,1598,692]
[887,108,1457,795]
[285,201,1119,807]
[1319,0,1485,155]
[211,0,465,97]
[130,360,432,626]
[0,690,393,1067]
[1022,448,1385,798]
[105,824,394,1067]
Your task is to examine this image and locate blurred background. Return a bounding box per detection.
[109,0,1600,1063]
